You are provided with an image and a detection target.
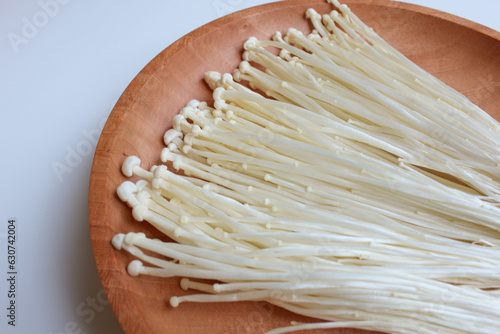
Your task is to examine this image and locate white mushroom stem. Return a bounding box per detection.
[121,156,153,180]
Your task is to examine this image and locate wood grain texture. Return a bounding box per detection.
[88,0,500,333]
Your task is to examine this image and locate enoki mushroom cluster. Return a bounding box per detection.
[113,1,500,333]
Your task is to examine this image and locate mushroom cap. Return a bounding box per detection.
[122,156,141,177]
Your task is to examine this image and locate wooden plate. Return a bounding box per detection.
[89,1,500,333]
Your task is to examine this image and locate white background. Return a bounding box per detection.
[1,1,499,333]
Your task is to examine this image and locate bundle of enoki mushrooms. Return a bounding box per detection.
[112,1,500,333]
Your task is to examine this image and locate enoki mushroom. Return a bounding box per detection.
[112,1,500,333]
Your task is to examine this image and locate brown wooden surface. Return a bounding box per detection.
[88,0,500,333]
